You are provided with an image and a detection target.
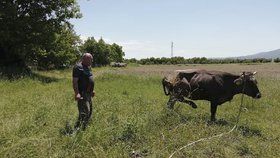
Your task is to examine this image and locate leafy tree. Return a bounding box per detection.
[94,38,110,66]
[109,43,125,62]
[0,0,81,68]
[274,58,280,63]
[125,58,137,63]
[35,25,81,69]
[81,37,125,66]
[80,37,98,65]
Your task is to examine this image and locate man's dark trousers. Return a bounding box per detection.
[75,92,92,130]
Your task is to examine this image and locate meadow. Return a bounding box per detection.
[0,63,279,157]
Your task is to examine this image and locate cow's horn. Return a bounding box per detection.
[253,71,257,75]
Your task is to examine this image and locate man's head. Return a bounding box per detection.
[81,53,93,66]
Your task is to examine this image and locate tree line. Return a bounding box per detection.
[274,58,280,63]
[1,1,278,71]
[125,57,276,65]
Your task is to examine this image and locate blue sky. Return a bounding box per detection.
[71,0,280,59]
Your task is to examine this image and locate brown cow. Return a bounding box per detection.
[162,69,261,121]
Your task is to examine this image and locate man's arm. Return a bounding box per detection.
[89,75,95,97]
[73,77,81,100]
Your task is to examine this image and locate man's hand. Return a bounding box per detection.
[92,91,96,97]
[75,93,82,101]
[73,77,81,101]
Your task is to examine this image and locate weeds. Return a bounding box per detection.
[0,64,279,157]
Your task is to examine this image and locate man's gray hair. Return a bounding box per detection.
[82,53,93,59]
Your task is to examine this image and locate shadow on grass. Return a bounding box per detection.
[209,119,263,137]
[206,118,262,137]
[0,66,59,83]
[209,119,263,138]
[158,107,263,138]
[59,121,75,136]
[237,125,262,137]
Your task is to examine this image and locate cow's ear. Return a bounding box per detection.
[234,78,243,85]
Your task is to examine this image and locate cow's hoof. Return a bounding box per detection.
[215,119,229,126]
[207,120,216,125]
[167,105,174,109]
[192,105,197,109]
[167,102,175,109]
[211,118,216,122]
[191,103,197,109]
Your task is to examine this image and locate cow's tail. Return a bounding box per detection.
[162,77,170,95]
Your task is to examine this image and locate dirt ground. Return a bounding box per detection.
[110,63,280,79]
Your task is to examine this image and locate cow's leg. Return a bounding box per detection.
[210,102,218,121]
[177,97,197,109]
[167,96,176,109]
[183,100,197,109]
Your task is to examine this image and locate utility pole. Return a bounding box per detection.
[171,41,174,58]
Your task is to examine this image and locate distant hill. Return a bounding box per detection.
[236,49,280,59]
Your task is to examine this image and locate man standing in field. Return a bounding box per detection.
[72,53,95,131]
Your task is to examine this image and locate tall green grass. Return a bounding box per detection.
[0,67,279,157]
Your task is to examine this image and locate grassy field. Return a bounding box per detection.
[0,64,279,157]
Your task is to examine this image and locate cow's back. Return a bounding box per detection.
[176,69,207,82]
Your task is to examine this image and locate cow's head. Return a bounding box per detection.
[162,76,190,97]
[162,76,190,109]
[234,72,261,99]
[162,77,173,95]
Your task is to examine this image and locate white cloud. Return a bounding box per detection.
[79,35,112,43]
[78,35,172,59]
[117,40,170,59]
[79,35,89,42]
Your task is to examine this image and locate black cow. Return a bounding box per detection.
[162,69,261,121]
